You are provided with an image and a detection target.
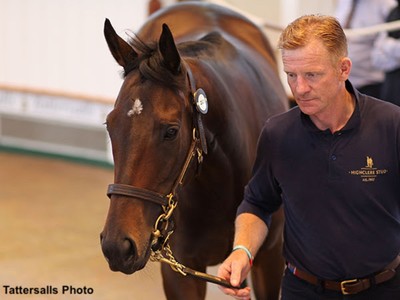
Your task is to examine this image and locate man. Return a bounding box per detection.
[218,15,400,300]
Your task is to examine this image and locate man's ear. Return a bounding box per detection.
[339,57,352,80]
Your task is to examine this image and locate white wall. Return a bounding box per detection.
[219,0,337,45]
[0,0,337,100]
[0,0,147,100]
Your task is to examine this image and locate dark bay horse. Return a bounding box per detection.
[100,2,288,299]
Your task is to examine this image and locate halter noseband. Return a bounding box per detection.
[107,184,168,206]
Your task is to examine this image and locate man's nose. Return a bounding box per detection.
[294,76,311,94]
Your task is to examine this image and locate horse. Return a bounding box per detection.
[100,2,288,299]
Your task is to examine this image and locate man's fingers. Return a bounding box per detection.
[230,259,244,287]
[218,286,251,299]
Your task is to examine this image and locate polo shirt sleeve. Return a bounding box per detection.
[236,122,283,228]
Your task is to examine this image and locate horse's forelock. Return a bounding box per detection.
[124,35,185,90]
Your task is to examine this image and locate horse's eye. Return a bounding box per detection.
[164,126,179,140]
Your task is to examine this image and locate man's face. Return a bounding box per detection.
[282,39,349,118]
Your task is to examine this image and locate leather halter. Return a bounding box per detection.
[107,62,207,205]
[107,184,167,206]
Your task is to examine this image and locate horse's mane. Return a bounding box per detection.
[179,32,225,56]
[125,31,225,90]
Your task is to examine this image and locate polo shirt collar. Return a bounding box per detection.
[300,80,361,135]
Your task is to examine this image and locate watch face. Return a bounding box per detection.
[194,88,208,114]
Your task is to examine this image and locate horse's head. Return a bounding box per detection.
[100,19,207,274]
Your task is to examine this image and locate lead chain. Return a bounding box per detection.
[150,243,187,276]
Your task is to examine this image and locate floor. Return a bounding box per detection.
[0,151,232,300]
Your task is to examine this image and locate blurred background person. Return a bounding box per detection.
[335,0,397,98]
[372,0,400,105]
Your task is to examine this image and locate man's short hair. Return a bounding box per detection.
[278,15,348,63]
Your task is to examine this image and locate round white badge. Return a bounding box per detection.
[194,88,208,114]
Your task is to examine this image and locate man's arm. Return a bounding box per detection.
[372,32,400,72]
[217,213,268,299]
[233,212,269,259]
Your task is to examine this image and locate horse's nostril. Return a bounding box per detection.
[100,233,138,270]
[122,237,137,259]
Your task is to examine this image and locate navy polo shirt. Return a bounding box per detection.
[238,81,400,280]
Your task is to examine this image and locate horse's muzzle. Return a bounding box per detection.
[100,231,146,274]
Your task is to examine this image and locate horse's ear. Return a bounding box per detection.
[104,18,137,73]
[159,24,181,75]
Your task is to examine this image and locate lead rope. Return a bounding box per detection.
[148,163,238,289]
[148,161,237,288]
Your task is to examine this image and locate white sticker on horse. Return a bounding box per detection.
[127,99,143,117]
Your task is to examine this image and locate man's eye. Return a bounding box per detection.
[287,73,297,80]
[306,73,317,78]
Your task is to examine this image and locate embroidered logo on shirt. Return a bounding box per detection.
[366,156,373,168]
[348,156,388,182]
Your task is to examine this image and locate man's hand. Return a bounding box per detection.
[217,250,252,300]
